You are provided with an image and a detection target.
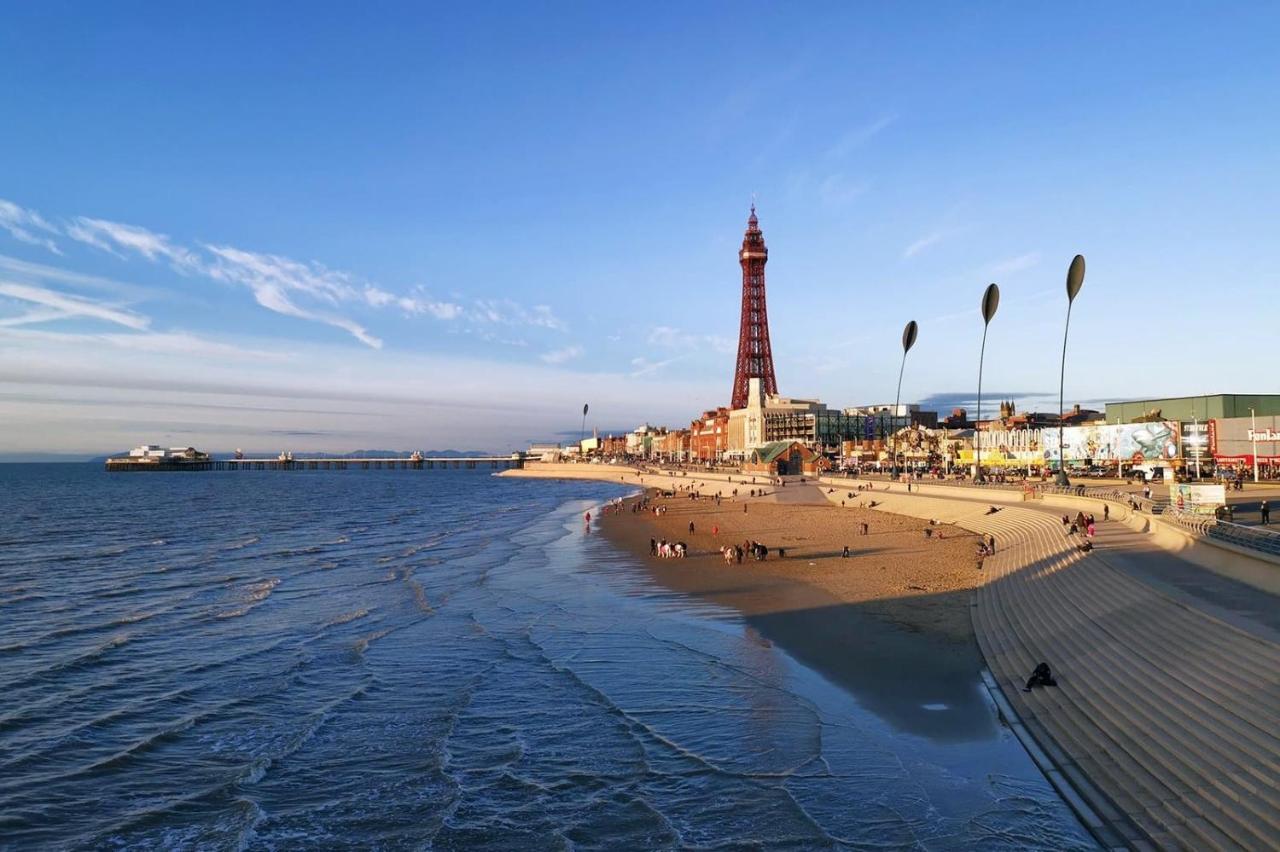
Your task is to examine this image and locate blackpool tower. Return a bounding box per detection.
[730,205,779,409]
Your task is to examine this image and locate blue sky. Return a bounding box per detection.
[2,4,1278,454]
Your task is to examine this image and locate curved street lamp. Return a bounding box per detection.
[974,283,1000,483]
[1055,255,1086,486]
[892,320,918,477]
[580,403,589,453]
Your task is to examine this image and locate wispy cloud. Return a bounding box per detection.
[540,344,583,364]
[902,230,948,259]
[629,355,683,376]
[0,199,61,255]
[2,199,573,350]
[647,325,734,354]
[0,280,150,330]
[825,114,897,159]
[986,251,1042,277]
[472,299,566,331]
[66,217,197,270]
[201,244,381,348]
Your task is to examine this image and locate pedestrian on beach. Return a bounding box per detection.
[860,522,869,536]
[650,538,657,556]
[736,546,744,564]
[743,503,748,514]
[1104,504,1110,521]
[842,545,850,557]
[1262,500,1271,525]
[689,521,695,535]
[712,524,719,536]
[988,534,996,553]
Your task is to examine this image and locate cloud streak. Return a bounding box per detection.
[0,280,150,330]
[825,114,897,159]
[0,199,571,350]
[902,230,948,259]
[0,199,61,254]
[540,344,583,364]
[67,217,197,270]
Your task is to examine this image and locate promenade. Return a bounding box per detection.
[825,480,1280,851]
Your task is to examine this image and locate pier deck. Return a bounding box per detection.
[105,456,525,472]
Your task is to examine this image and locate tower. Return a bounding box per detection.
[730,205,779,409]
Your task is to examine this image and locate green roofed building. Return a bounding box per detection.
[1106,394,1280,424]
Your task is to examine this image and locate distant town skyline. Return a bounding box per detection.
[3,5,1279,454]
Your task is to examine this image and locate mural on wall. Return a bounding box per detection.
[1040,421,1181,463]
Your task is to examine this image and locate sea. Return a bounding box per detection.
[0,465,1095,850]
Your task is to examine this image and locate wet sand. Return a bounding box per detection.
[595,484,998,741]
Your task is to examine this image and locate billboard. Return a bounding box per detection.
[1040,421,1180,463]
[1169,483,1226,515]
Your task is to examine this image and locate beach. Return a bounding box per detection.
[507,464,998,741]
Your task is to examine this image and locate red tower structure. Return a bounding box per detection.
[730,205,778,409]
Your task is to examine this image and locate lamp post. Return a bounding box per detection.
[580,403,589,455]
[892,320,919,479]
[1055,255,1086,487]
[1251,408,1259,484]
[975,283,1000,483]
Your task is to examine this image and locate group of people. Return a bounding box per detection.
[649,538,687,558]
[1062,510,1097,538]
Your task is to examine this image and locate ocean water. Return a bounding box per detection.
[0,465,1095,850]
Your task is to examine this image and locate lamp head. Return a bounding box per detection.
[902,320,918,354]
[1066,254,1085,303]
[981,283,1000,325]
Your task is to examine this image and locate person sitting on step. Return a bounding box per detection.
[1023,662,1057,692]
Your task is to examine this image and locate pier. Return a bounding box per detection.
[105,455,526,472]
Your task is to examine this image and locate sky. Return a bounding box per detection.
[2,3,1279,456]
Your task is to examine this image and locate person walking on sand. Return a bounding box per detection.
[988,534,996,554]
[1103,504,1109,521]
[1262,499,1271,525]
[650,537,657,556]
[842,545,850,558]
[689,521,696,535]
[712,524,718,536]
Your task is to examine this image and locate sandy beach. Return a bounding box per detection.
[507,464,998,740]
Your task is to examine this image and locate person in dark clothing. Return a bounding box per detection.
[649,538,657,556]
[841,545,850,557]
[1262,500,1271,525]
[1023,662,1057,692]
[987,534,996,553]
[1103,504,1110,521]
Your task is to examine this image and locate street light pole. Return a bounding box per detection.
[975,283,1000,484]
[893,320,918,480]
[1055,255,1086,487]
[580,403,589,455]
[1252,407,1259,484]
[1193,413,1201,480]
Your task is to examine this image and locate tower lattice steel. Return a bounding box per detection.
[730,205,778,409]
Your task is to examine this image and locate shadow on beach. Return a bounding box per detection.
[598,493,999,744]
